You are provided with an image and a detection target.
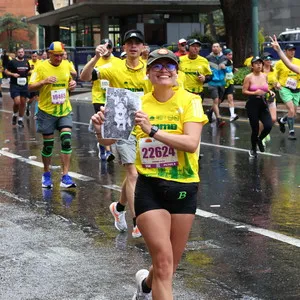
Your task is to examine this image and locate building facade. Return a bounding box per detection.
[0,0,37,50]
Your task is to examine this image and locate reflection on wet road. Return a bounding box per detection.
[1,96,300,299]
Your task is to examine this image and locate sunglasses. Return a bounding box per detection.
[180,43,187,46]
[151,63,177,72]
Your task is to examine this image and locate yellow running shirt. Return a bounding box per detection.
[92,56,120,104]
[135,88,208,183]
[28,59,41,81]
[29,60,72,117]
[98,59,152,94]
[274,58,300,88]
[179,55,212,94]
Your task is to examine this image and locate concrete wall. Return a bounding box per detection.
[259,0,300,36]
[166,23,203,44]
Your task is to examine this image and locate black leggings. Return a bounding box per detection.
[246,96,273,151]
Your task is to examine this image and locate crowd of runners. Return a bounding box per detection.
[0,31,299,300]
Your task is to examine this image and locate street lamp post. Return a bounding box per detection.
[252,0,259,56]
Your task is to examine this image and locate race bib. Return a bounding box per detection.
[17,77,27,86]
[285,77,297,90]
[139,138,178,168]
[225,72,234,80]
[51,89,67,104]
[100,79,109,90]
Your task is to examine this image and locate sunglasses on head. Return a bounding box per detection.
[151,63,177,72]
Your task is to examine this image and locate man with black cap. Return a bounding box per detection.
[274,43,300,140]
[88,38,118,161]
[179,38,212,100]
[80,29,152,238]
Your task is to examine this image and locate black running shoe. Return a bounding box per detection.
[257,138,265,152]
[12,115,17,125]
[249,149,257,158]
[26,105,31,117]
[277,118,286,133]
[17,120,24,128]
[206,109,213,123]
[288,131,297,140]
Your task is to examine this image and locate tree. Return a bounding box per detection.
[0,13,34,51]
[220,0,252,67]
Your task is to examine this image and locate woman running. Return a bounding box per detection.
[242,56,275,158]
[92,48,208,300]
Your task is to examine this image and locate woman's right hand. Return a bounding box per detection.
[269,35,280,52]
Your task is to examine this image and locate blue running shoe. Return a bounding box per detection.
[60,174,77,188]
[42,171,53,188]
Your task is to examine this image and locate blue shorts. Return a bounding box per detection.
[36,109,73,135]
[0,78,2,84]
[10,84,29,99]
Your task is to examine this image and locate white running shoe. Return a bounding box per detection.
[132,225,142,238]
[109,202,127,232]
[132,269,151,300]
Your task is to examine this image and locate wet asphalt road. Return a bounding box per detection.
[0,91,300,300]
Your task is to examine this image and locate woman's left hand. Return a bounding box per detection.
[68,80,76,90]
[135,110,152,135]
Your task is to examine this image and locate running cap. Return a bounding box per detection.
[285,43,296,50]
[262,53,273,60]
[187,39,201,47]
[178,38,187,44]
[123,29,144,44]
[101,39,113,47]
[223,48,232,55]
[147,48,179,66]
[120,51,127,58]
[251,56,264,64]
[48,41,65,54]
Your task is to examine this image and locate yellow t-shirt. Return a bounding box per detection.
[92,56,120,104]
[179,55,212,94]
[29,60,72,117]
[0,59,3,79]
[135,88,208,183]
[274,58,300,88]
[265,69,278,90]
[244,56,253,67]
[99,59,152,94]
[28,59,41,81]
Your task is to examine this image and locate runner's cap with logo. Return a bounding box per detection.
[284,43,296,50]
[178,38,187,45]
[101,39,113,47]
[123,29,144,43]
[187,39,201,47]
[251,56,264,64]
[48,41,65,54]
[147,48,179,66]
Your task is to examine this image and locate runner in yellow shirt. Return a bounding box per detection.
[91,48,208,300]
[89,38,120,161]
[27,51,41,116]
[0,56,3,98]
[179,39,212,99]
[29,41,77,188]
[81,29,152,238]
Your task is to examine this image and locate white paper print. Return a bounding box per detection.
[102,87,141,140]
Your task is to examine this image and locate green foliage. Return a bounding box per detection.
[0,13,33,51]
[233,67,251,85]
[258,28,265,53]
[187,32,214,44]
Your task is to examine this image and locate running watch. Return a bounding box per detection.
[149,125,159,137]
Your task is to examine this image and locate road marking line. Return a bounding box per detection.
[200,142,281,157]
[0,150,94,181]
[196,208,300,248]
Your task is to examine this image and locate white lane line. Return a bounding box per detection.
[0,150,94,182]
[196,208,300,248]
[73,121,89,126]
[201,142,281,157]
